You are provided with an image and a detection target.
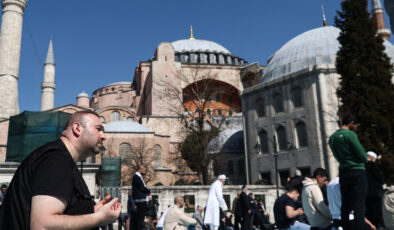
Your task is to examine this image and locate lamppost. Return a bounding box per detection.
[272,135,279,198]
[255,135,279,198]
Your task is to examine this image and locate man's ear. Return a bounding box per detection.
[72,122,82,137]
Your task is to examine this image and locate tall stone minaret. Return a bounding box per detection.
[372,0,391,40]
[0,0,27,120]
[41,38,56,111]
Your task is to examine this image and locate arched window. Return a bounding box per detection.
[119,143,132,162]
[273,93,284,113]
[207,109,211,115]
[111,111,120,122]
[256,98,265,117]
[100,116,105,124]
[258,130,269,153]
[276,126,287,151]
[291,87,303,108]
[154,145,162,168]
[217,109,223,116]
[228,110,233,116]
[296,122,308,148]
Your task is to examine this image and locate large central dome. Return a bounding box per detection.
[171,39,231,54]
[261,26,394,83]
[170,36,247,66]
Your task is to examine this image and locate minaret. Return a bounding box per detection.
[321,4,328,27]
[372,0,391,40]
[40,37,56,111]
[0,0,27,120]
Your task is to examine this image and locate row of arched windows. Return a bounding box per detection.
[255,86,303,117]
[118,143,163,168]
[258,121,308,154]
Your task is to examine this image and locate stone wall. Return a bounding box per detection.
[119,185,284,223]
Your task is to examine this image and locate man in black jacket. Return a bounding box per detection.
[131,165,151,230]
[365,151,384,229]
[239,185,252,230]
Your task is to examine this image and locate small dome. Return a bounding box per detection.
[172,39,231,54]
[262,26,394,83]
[104,120,152,133]
[77,91,89,98]
[208,129,244,154]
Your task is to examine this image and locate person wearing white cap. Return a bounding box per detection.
[365,151,384,229]
[204,174,228,230]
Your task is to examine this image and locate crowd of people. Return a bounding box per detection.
[272,115,394,230]
[0,111,393,230]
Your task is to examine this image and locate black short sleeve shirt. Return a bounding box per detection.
[273,193,296,229]
[0,140,97,230]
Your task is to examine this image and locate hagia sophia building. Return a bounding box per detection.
[0,0,260,186]
[0,0,393,188]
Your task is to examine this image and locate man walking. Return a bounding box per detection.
[239,185,252,230]
[204,175,228,230]
[0,111,121,230]
[301,168,331,230]
[329,114,368,230]
[232,192,242,230]
[131,165,151,230]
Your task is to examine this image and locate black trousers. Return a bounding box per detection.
[340,169,368,230]
[241,213,252,230]
[366,195,383,228]
[234,215,241,230]
[131,202,147,230]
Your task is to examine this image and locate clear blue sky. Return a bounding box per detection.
[6,0,393,112]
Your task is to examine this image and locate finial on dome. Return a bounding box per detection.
[321,4,328,26]
[189,25,195,40]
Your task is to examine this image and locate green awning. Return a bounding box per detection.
[101,157,121,186]
[6,111,71,162]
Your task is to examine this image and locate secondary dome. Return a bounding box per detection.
[171,39,231,54]
[262,26,394,83]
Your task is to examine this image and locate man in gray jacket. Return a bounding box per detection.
[301,168,331,230]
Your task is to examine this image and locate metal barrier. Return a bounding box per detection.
[100,186,121,200]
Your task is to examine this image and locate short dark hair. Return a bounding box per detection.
[248,192,253,196]
[341,114,359,126]
[1,184,6,188]
[64,110,100,129]
[313,168,328,178]
[286,186,299,193]
[241,185,247,190]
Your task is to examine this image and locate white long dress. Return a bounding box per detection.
[203,180,228,227]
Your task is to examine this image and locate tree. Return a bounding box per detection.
[335,0,394,184]
[104,137,156,185]
[156,67,239,184]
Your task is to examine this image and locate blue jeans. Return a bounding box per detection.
[283,221,310,230]
[340,169,367,230]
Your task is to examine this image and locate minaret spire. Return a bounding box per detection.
[0,0,28,120]
[372,0,390,40]
[189,25,195,40]
[41,37,56,111]
[321,4,328,26]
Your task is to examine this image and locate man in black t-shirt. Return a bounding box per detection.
[273,187,309,230]
[0,111,121,230]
